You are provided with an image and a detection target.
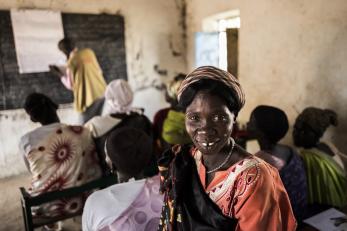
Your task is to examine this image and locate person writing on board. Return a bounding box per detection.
[49,38,107,123]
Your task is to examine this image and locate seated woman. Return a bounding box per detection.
[82,127,163,231]
[247,105,308,222]
[158,66,296,231]
[84,79,155,175]
[153,74,191,155]
[19,93,102,230]
[293,107,347,209]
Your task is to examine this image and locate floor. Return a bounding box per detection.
[0,173,82,231]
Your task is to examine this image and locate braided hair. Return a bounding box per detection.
[293,107,337,148]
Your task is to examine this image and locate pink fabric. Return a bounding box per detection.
[99,175,163,231]
[60,69,73,90]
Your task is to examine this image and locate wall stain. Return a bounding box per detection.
[0,113,8,119]
[174,0,187,51]
[136,51,141,60]
[135,79,165,92]
[169,35,182,56]
[153,64,168,76]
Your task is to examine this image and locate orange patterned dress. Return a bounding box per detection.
[158,145,296,231]
[192,148,297,231]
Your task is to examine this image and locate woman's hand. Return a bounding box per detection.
[49,65,64,77]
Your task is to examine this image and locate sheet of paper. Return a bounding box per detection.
[304,208,347,231]
[11,9,66,74]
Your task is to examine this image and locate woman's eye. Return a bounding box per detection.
[187,114,199,121]
[213,115,227,122]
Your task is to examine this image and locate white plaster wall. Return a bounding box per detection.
[186,0,347,152]
[0,0,187,178]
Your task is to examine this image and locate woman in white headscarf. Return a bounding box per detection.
[84,79,153,174]
[85,79,142,137]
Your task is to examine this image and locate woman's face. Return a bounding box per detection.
[246,113,260,139]
[185,90,235,155]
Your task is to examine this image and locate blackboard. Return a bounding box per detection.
[0,11,127,110]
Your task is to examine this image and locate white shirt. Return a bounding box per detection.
[82,178,146,231]
[84,115,121,138]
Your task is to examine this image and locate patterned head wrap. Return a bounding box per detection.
[296,107,338,138]
[105,79,141,114]
[177,66,245,111]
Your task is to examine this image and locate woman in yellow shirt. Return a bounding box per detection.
[52,38,106,123]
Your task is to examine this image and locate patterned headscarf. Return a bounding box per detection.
[296,107,338,138]
[105,79,141,114]
[177,66,245,111]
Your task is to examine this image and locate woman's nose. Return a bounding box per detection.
[197,119,216,135]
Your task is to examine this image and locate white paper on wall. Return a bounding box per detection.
[10,9,66,74]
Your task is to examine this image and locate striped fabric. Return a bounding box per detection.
[177,66,245,111]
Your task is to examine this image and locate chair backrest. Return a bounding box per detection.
[20,174,117,231]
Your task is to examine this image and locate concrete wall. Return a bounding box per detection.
[186,0,347,151]
[0,0,186,178]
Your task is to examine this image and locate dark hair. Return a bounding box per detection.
[119,114,153,138]
[106,127,153,176]
[293,107,337,148]
[58,38,75,53]
[178,79,239,115]
[252,105,289,144]
[24,93,58,123]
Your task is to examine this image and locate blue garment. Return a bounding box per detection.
[279,148,308,221]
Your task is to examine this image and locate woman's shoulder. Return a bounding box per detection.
[78,48,95,57]
[233,154,280,185]
[21,123,63,140]
[84,115,121,136]
[206,155,277,206]
[230,146,263,172]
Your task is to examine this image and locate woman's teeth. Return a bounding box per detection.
[202,142,215,147]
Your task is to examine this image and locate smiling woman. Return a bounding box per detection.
[157,66,297,231]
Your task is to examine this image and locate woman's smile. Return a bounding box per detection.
[201,140,219,147]
[196,138,221,152]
